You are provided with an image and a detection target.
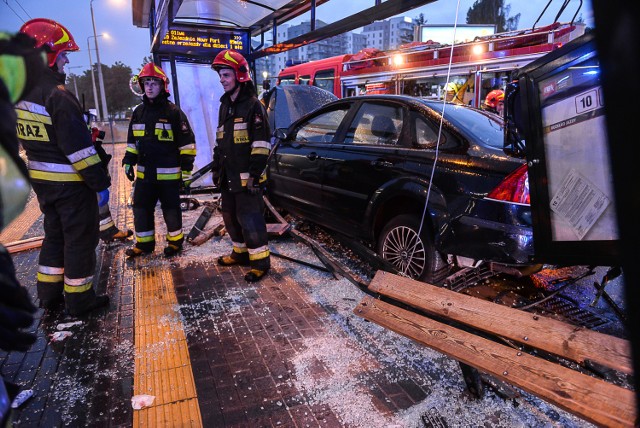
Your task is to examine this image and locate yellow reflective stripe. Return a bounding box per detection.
[64,281,92,293]
[232,245,248,253]
[72,153,101,171]
[126,145,138,154]
[100,219,115,231]
[64,275,94,293]
[133,130,145,137]
[136,230,155,243]
[251,147,269,156]
[37,272,64,283]
[15,107,52,124]
[249,249,270,261]
[157,173,181,180]
[180,149,197,155]
[167,231,184,242]
[30,170,83,182]
[137,171,145,179]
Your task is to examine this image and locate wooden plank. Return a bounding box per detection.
[355,296,637,427]
[369,271,632,375]
[4,236,44,253]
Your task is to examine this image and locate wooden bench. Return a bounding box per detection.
[354,270,637,427]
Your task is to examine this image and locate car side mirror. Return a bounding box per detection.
[274,128,288,141]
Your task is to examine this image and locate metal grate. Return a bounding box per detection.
[444,265,496,292]
[533,295,609,329]
[421,407,449,428]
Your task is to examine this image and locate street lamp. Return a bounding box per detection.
[90,0,109,121]
[68,65,83,99]
[87,34,103,120]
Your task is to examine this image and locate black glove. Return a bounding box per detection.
[0,247,36,352]
[211,169,221,187]
[246,176,261,196]
[124,164,135,182]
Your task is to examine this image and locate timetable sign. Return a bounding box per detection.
[157,29,247,56]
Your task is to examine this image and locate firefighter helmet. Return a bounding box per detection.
[137,62,170,92]
[19,18,79,68]
[485,89,505,110]
[212,50,251,82]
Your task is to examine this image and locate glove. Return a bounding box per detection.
[181,170,192,188]
[245,176,261,196]
[124,164,135,182]
[97,189,110,207]
[211,169,221,187]
[0,247,36,352]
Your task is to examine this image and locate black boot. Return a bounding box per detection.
[67,295,110,317]
[39,295,64,310]
[163,244,182,257]
[125,247,150,258]
[244,269,269,283]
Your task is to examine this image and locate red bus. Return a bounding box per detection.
[276,22,584,106]
[277,54,350,98]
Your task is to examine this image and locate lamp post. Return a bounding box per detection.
[68,65,83,99]
[87,35,102,120]
[90,0,109,121]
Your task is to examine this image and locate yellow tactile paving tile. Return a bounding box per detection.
[133,265,202,427]
[0,195,41,243]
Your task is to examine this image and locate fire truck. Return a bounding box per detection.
[277,22,585,108]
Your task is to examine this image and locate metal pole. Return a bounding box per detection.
[87,37,101,120]
[90,0,109,121]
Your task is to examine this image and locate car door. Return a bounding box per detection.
[268,104,350,222]
[320,100,407,234]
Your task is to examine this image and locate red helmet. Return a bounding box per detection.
[137,62,170,92]
[19,18,79,67]
[212,50,251,82]
[485,89,505,109]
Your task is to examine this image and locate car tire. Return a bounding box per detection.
[377,214,448,284]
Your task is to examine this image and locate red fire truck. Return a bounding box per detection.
[277,22,585,108]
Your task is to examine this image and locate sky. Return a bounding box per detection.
[0,0,594,75]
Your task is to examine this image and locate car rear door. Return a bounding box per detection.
[320,100,407,233]
[268,104,350,222]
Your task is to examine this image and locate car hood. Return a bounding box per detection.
[264,85,338,131]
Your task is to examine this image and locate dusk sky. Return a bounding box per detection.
[1,0,594,75]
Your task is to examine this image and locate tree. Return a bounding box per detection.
[466,0,521,32]
[68,62,140,119]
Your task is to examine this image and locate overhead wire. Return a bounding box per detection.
[13,0,31,20]
[414,0,461,258]
[2,0,27,23]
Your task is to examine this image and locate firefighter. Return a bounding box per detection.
[15,19,111,317]
[122,63,196,258]
[0,31,42,425]
[211,49,271,282]
[484,89,505,115]
[91,127,133,243]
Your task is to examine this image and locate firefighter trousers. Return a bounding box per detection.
[131,180,183,252]
[32,183,101,312]
[221,189,270,271]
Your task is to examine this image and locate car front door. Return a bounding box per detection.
[320,101,407,234]
[268,105,350,222]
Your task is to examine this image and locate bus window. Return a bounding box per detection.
[313,69,335,93]
[299,75,311,86]
[279,75,296,85]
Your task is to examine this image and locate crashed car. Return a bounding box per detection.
[267,95,536,283]
[261,84,338,131]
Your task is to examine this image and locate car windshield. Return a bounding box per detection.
[423,101,504,148]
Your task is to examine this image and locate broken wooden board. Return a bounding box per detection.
[355,295,637,427]
[4,236,44,254]
[368,271,632,375]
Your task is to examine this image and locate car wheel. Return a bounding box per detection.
[377,214,448,284]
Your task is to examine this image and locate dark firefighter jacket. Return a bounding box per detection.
[213,85,271,193]
[123,92,196,181]
[14,68,110,192]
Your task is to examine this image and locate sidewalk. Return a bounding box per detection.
[1,143,599,427]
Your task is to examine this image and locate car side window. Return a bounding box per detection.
[299,75,311,85]
[413,114,441,149]
[313,69,335,93]
[292,108,349,143]
[345,103,402,145]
